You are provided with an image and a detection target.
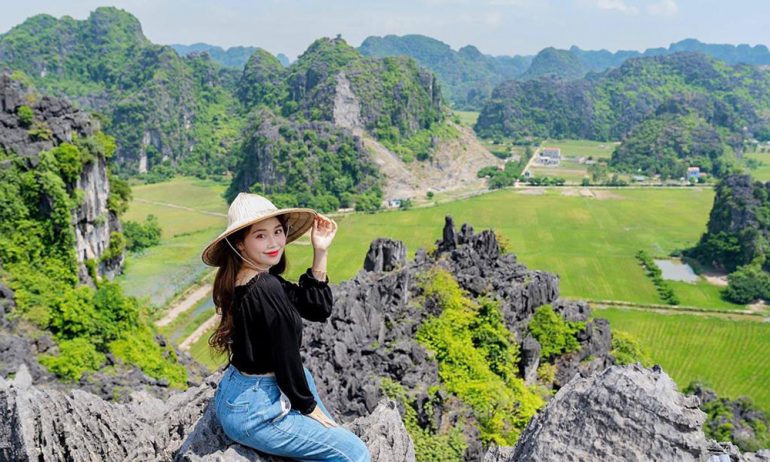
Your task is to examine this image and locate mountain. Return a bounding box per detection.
[358,35,770,110]
[359,34,530,110]
[225,36,453,209]
[0,9,456,209]
[609,93,742,179]
[0,7,242,177]
[476,52,770,145]
[520,47,585,80]
[170,42,259,68]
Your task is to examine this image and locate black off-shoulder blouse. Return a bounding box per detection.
[229,267,333,415]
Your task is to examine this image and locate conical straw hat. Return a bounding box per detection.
[201,192,317,267]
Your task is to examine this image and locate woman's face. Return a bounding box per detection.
[237,216,287,269]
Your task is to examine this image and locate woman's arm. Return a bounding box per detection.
[279,267,333,322]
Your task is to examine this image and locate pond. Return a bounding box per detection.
[653,259,699,282]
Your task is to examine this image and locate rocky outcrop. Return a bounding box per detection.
[486,364,770,462]
[0,73,123,285]
[0,364,414,461]
[298,215,562,460]
[363,237,407,272]
[332,72,362,130]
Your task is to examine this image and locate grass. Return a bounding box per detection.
[597,307,770,415]
[453,111,479,128]
[322,187,724,309]
[742,151,770,181]
[122,184,724,312]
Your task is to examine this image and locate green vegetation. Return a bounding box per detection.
[0,130,187,387]
[225,111,384,212]
[416,267,543,445]
[724,262,770,304]
[118,177,228,307]
[635,250,680,305]
[609,331,653,366]
[0,7,243,178]
[359,34,530,110]
[610,102,735,179]
[684,382,770,452]
[476,53,770,178]
[528,305,584,360]
[380,377,467,461]
[521,47,584,80]
[686,174,770,303]
[123,214,162,252]
[598,308,770,415]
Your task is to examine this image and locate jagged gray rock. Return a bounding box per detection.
[0,364,414,461]
[484,364,770,462]
[300,215,564,461]
[363,238,407,272]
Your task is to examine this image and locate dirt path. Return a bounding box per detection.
[155,284,212,327]
[180,314,220,351]
[589,299,766,321]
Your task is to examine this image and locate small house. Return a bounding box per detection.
[537,147,561,166]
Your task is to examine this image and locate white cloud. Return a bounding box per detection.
[647,0,678,16]
[592,0,639,15]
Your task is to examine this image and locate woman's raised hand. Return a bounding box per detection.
[310,214,337,251]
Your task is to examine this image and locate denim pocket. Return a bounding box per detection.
[224,384,269,412]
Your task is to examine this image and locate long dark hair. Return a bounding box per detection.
[208,214,290,366]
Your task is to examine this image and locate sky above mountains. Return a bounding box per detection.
[1,0,768,60]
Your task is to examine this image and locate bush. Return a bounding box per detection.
[610,330,653,366]
[724,263,770,304]
[528,305,584,360]
[17,104,35,128]
[380,377,467,461]
[416,268,543,445]
[124,214,162,252]
[38,337,106,381]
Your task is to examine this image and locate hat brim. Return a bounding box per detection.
[201,208,317,267]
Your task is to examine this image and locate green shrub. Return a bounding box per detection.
[528,305,584,360]
[416,268,543,445]
[380,377,467,461]
[38,337,106,381]
[17,105,34,127]
[610,330,653,366]
[124,214,162,252]
[724,262,770,304]
[108,325,188,389]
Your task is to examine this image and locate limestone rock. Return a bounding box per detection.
[486,364,770,462]
[0,364,414,461]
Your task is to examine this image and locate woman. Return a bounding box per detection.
[202,192,371,461]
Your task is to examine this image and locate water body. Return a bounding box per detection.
[653,259,699,282]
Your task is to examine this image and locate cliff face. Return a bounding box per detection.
[0,73,122,285]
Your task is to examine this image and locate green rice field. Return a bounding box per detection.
[598,307,770,415]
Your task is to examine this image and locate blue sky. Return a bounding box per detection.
[1,0,768,60]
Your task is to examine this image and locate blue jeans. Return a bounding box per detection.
[214,364,371,462]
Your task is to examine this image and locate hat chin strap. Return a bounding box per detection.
[223,236,264,270]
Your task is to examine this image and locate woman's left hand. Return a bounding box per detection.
[311,214,337,251]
